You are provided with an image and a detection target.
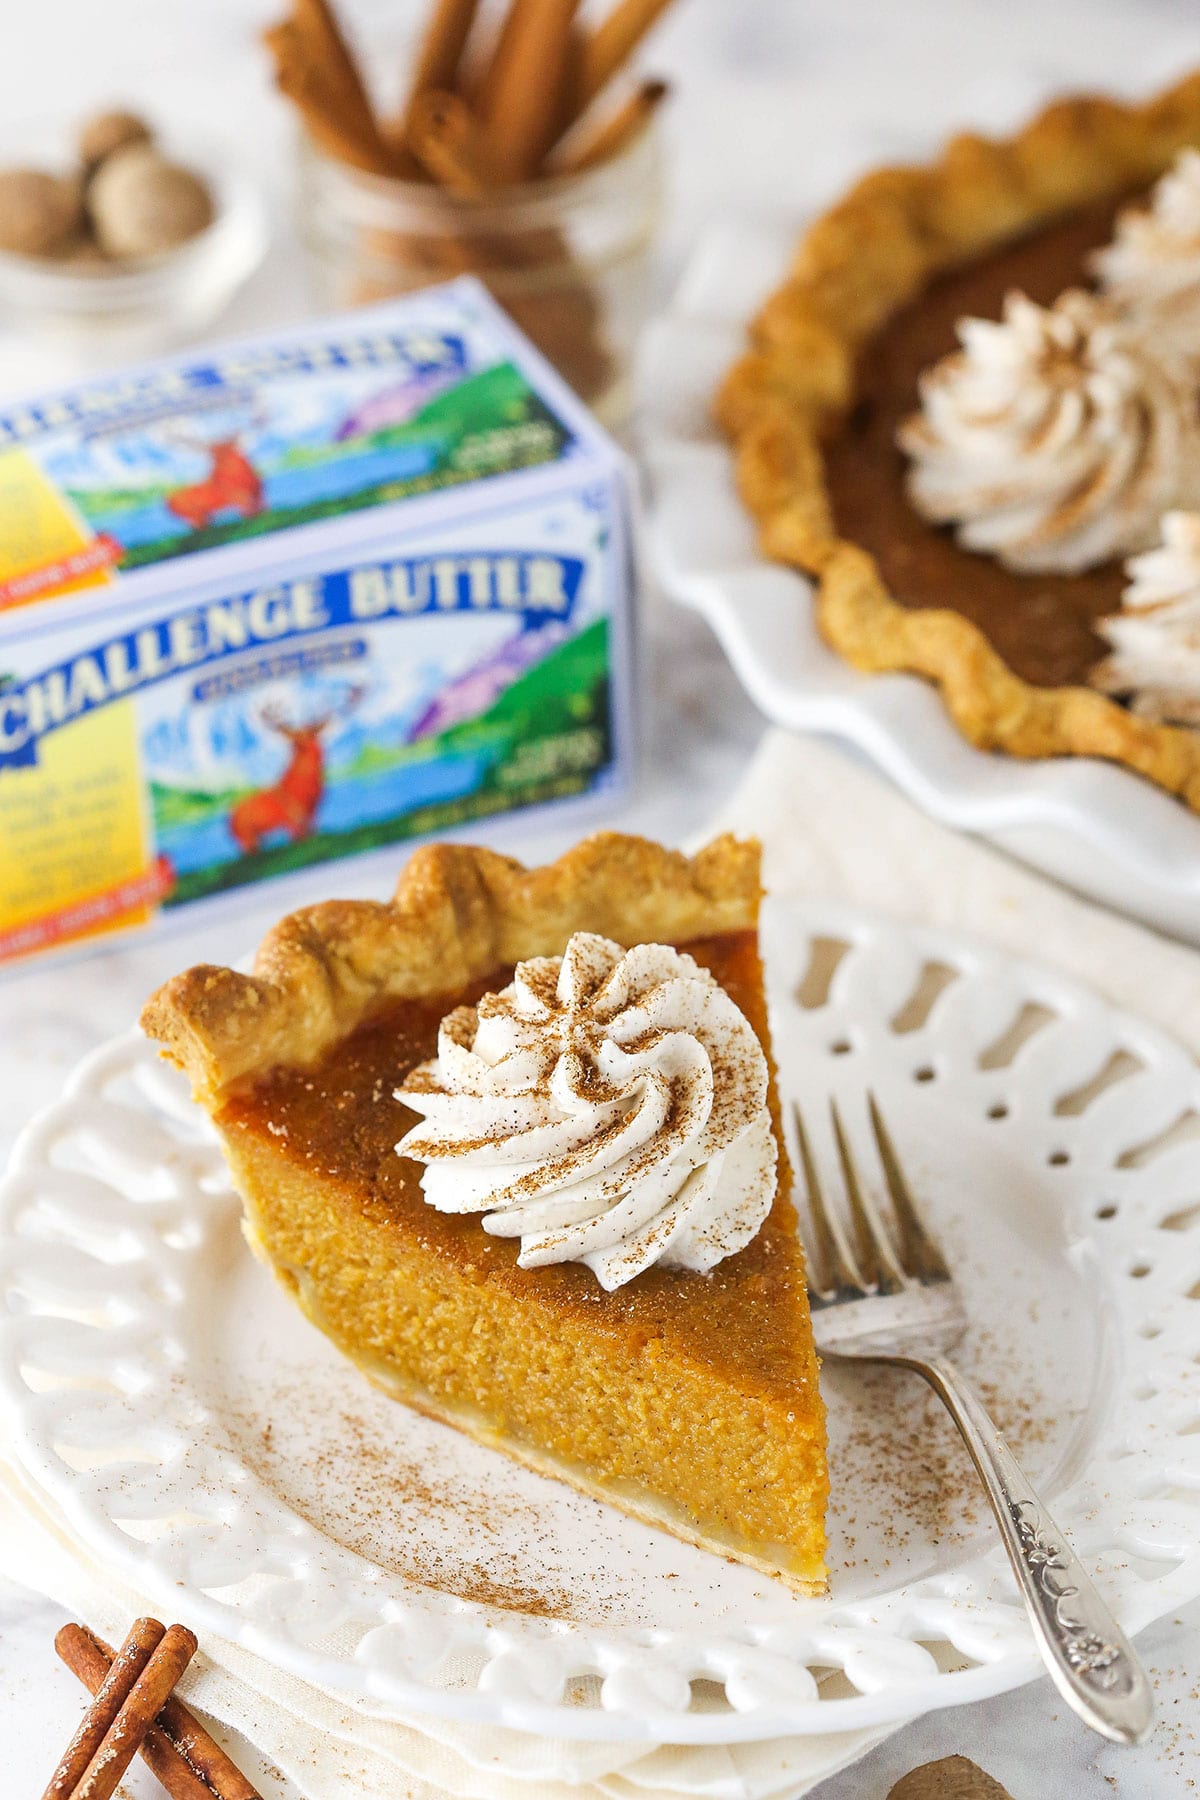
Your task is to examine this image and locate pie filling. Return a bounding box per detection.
[825,194,1136,690]
[216,928,830,1593]
[257,1252,825,1588]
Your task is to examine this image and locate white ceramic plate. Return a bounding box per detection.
[640,216,1200,946]
[2,900,1199,1743]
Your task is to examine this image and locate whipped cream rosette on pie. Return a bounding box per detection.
[898,288,1199,575]
[1094,149,1200,358]
[396,931,776,1291]
[1094,511,1200,724]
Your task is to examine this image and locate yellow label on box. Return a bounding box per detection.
[0,449,116,612]
[0,700,158,957]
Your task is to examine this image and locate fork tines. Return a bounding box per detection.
[793,1093,950,1301]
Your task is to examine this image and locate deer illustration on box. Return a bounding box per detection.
[229,688,363,854]
[163,417,266,534]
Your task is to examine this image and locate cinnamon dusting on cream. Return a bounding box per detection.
[395,934,776,1290]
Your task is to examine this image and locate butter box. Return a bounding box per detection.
[0,279,634,967]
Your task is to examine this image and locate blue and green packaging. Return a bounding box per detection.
[0,278,635,965]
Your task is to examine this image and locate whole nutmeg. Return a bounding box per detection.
[89,145,214,259]
[888,1758,1015,1800]
[55,231,115,274]
[0,168,83,257]
[79,108,153,172]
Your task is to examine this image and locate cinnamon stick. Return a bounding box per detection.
[56,1623,261,1800]
[401,0,481,133]
[72,1624,197,1800]
[408,90,495,196]
[551,77,667,174]
[157,1699,262,1800]
[478,0,583,181]
[467,0,534,112]
[42,1619,165,1800]
[265,20,396,174]
[572,0,676,117]
[290,0,380,142]
[266,0,417,175]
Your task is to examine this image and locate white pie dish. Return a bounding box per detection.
[1,898,1199,1743]
[640,214,1200,947]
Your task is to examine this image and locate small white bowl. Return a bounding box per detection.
[0,122,267,359]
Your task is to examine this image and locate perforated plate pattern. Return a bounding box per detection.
[1,901,1198,1742]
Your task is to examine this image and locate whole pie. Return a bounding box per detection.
[142,832,830,1593]
[718,71,1200,808]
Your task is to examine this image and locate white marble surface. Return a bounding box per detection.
[3,0,1200,1793]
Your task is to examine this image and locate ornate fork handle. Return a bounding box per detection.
[909,1355,1153,1744]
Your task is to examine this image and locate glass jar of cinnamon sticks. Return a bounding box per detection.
[298,117,661,424]
[269,0,674,427]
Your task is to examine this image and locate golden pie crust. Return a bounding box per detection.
[143,831,763,1102]
[142,833,830,1594]
[717,73,1200,809]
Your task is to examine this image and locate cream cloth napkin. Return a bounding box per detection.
[8,727,1199,1800]
[711,732,1200,1056]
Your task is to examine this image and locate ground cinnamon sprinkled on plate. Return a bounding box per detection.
[824,1209,1086,1584]
[224,1370,595,1623]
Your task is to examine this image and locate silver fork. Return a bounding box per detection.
[795,1093,1153,1746]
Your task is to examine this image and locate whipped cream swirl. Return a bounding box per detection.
[395,933,776,1291]
[1093,149,1200,355]
[1094,510,1200,724]
[898,288,1197,574]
